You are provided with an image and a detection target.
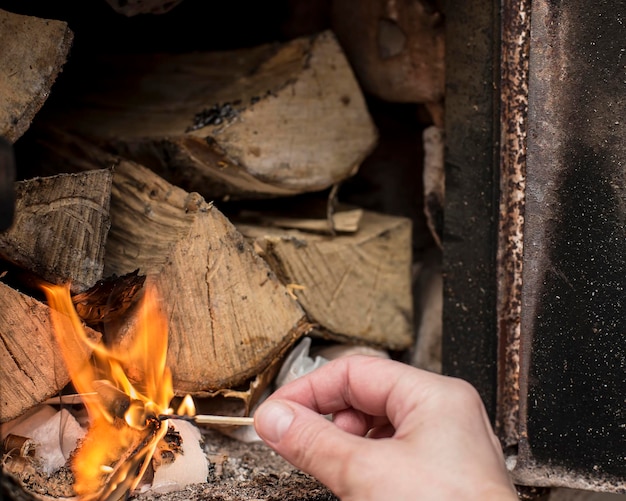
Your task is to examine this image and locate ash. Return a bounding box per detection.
[131,428,337,501]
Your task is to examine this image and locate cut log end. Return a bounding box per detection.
[0,9,73,143]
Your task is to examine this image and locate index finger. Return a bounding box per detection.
[267,354,443,429]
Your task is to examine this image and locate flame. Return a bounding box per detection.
[42,279,192,499]
[176,394,196,416]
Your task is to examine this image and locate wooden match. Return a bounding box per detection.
[192,415,255,426]
[158,414,255,426]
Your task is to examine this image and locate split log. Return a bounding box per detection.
[0,169,112,294]
[38,30,378,200]
[0,9,73,143]
[236,209,414,350]
[331,0,445,104]
[0,282,101,423]
[104,160,310,394]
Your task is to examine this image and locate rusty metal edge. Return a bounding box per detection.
[511,0,625,492]
[495,0,530,449]
[510,458,626,495]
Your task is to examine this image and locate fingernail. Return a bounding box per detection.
[256,401,295,443]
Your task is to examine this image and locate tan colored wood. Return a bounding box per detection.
[192,415,254,426]
[0,9,73,143]
[0,169,112,293]
[41,30,377,200]
[237,206,363,234]
[237,210,414,350]
[0,282,101,423]
[12,133,305,401]
[331,0,445,104]
[106,160,310,394]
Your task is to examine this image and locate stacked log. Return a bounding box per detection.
[0,9,73,143]
[331,0,445,107]
[0,5,414,445]
[37,30,378,201]
[105,160,311,394]
[0,282,101,423]
[0,6,423,500]
[0,170,112,294]
[237,209,413,350]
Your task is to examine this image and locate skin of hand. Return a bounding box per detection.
[253,355,518,501]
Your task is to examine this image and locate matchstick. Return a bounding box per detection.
[192,415,255,426]
[44,394,256,427]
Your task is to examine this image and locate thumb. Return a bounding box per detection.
[254,399,363,491]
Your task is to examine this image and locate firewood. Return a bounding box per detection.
[331,0,445,105]
[10,133,306,404]
[0,282,101,423]
[103,160,311,394]
[236,209,414,350]
[233,197,364,235]
[71,269,146,327]
[0,9,73,143]
[0,169,112,294]
[38,30,378,200]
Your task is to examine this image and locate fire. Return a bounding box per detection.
[42,279,194,499]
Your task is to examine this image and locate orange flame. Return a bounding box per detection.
[42,280,187,498]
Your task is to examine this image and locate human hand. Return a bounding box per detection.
[254,355,518,501]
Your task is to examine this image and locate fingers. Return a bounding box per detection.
[332,408,391,436]
[268,355,442,430]
[365,424,396,439]
[254,355,519,500]
[254,398,367,495]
